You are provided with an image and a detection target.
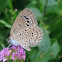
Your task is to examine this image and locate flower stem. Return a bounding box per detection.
[42,0,48,22]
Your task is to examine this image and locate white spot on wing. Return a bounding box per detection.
[10,38,19,46]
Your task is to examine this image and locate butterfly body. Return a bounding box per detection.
[9,9,43,51]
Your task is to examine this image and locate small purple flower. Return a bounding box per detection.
[11,45,26,61]
[11,45,17,51]
[0,45,26,62]
[11,45,24,51]
[12,52,20,60]
[0,48,11,62]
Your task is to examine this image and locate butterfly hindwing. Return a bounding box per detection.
[10,9,37,36]
[11,25,42,51]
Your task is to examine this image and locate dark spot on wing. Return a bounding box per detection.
[25,30,27,31]
[29,27,31,29]
[19,24,21,27]
[33,28,35,31]
[27,32,28,33]
[29,39,30,41]
[32,33,33,34]
[36,31,38,33]
[27,24,29,26]
[25,43,26,45]
[21,16,23,18]
[31,38,32,39]
[33,43,34,44]
[34,40,36,41]
[13,29,16,32]
[22,38,23,39]
[29,42,31,44]
[20,34,21,35]
[27,21,29,23]
[24,16,29,19]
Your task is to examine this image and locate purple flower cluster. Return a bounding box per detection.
[0,48,11,62]
[11,45,26,61]
[0,45,26,62]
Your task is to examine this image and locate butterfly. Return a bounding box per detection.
[9,8,43,51]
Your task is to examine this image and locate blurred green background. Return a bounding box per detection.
[0,0,62,62]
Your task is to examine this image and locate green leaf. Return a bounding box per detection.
[29,8,42,19]
[42,0,58,12]
[8,0,13,10]
[48,41,60,58]
[0,0,9,14]
[40,41,60,62]
[43,0,57,6]
[0,20,11,28]
[26,0,37,8]
[38,29,50,53]
[58,0,62,15]
[29,41,60,62]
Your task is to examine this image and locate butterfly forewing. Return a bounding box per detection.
[10,9,37,36]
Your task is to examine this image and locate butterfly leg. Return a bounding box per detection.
[8,44,12,48]
[18,46,20,52]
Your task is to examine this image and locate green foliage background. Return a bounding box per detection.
[0,0,62,62]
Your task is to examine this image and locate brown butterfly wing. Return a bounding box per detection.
[12,25,42,51]
[10,8,37,37]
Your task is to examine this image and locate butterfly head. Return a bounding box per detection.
[6,37,11,44]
